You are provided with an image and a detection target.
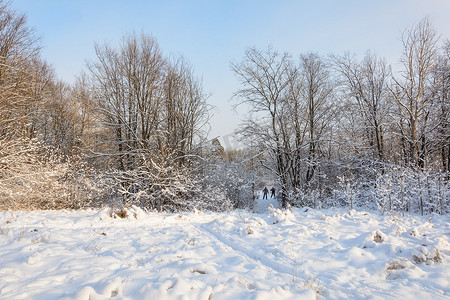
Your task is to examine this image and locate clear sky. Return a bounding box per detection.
[11,0,450,147]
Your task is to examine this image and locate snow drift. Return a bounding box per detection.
[0,205,449,299]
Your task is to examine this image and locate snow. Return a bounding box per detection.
[253,194,280,213]
[0,199,449,299]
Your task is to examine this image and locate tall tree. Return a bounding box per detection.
[88,32,210,210]
[0,0,40,138]
[88,32,165,170]
[300,53,334,184]
[162,57,210,167]
[332,52,390,164]
[231,47,296,208]
[389,18,439,169]
[429,40,450,176]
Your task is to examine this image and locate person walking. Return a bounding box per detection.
[270,187,276,198]
[262,187,269,200]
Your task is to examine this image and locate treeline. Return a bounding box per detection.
[0,1,448,214]
[232,18,449,215]
[0,2,217,211]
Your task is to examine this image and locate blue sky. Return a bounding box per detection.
[12,0,450,144]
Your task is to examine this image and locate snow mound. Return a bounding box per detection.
[361,230,389,248]
[266,204,295,225]
[412,245,443,264]
[74,277,123,300]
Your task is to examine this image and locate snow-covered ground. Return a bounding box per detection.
[0,198,449,299]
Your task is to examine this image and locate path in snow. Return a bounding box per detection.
[253,192,280,213]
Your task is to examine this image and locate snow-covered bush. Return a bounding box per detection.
[0,138,98,210]
[201,156,255,211]
[101,166,201,212]
[290,188,324,209]
[98,154,252,212]
[290,162,449,215]
[374,166,449,215]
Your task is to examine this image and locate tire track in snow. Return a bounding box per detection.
[196,221,300,281]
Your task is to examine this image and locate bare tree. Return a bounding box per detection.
[232,48,339,207]
[232,47,300,208]
[0,0,40,138]
[0,2,99,210]
[332,52,390,164]
[389,18,439,169]
[300,53,335,185]
[429,40,450,177]
[88,32,165,170]
[162,57,210,167]
[70,72,103,155]
[88,32,210,210]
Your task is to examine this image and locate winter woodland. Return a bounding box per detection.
[0,1,449,298]
[1,1,447,215]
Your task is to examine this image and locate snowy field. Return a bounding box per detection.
[0,199,449,300]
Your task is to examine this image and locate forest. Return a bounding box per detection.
[0,2,448,215]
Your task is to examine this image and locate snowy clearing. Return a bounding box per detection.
[0,202,449,299]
